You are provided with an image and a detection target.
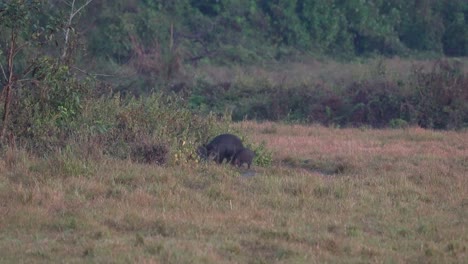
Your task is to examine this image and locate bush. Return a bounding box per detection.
[250,141,273,167]
[187,60,467,130]
[131,142,169,165]
[406,60,468,129]
[389,119,409,129]
[77,93,233,164]
[5,57,91,153]
[344,80,404,128]
[5,70,234,164]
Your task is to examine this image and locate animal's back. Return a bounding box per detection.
[206,134,244,163]
[208,134,242,146]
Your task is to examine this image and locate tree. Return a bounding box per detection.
[298,0,350,53]
[0,0,89,141]
[0,1,43,140]
[441,0,468,56]
[61,0,94,63]
[260,0,310,47]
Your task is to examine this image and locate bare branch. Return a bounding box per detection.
[0,63,7,82]
[1,31,17,139]
[71,0,93,18]
[62,0,94,60]
[17,78,33,83]
[61,0,73,7]
[12,42,29,58]
[71,66,114,77]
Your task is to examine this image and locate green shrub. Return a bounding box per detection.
[5,57,91,153]
[246,141,273,167]
[389,119,409,129]
[78,93,232,165]
[6,69,234,164]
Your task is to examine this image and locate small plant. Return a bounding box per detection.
[250,141,273,167]
[389,118,409,129]
[131,142,169,165]
[172,138,204,165]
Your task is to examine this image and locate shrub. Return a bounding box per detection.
[5,57,92,153]
[187,60,467,130]
[344,80,404,128]
[406,60,468,129]
[389,119,409,129]
[251,141,273,167]
[131,142,169,165]
[79,93,233,164]
[5,72,233,164]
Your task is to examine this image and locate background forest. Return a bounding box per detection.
[0,0,467,155]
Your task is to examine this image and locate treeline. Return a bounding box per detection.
[1,1,467,79]
[84,0,467,63]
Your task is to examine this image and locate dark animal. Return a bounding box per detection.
[232,148,255,169]
[200,134,244,164]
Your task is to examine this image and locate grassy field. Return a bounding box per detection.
[0,121,467,263]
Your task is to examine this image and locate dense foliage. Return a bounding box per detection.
[82,0,467,60]
[3,1,466,71]
[0,0,467,152]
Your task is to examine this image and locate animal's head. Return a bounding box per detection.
[196,145,208,160]
[233,157,241,167]
[197,144,220,161]
[205,144,219,161]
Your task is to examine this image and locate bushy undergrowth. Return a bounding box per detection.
[2,79,275,167]
[1,73,238,165]
[0,57,275,167]
[189,59,468,129]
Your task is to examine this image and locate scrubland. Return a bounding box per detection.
[1,121,467,263]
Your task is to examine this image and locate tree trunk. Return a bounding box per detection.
[0,31,16,141]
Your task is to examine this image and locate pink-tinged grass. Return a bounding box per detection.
[0,122,467,263]
[193,57,468,89]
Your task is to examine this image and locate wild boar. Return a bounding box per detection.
[200,134,244,164]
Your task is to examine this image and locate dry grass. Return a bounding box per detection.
[192,57,468,88]
[1,122,467,263]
